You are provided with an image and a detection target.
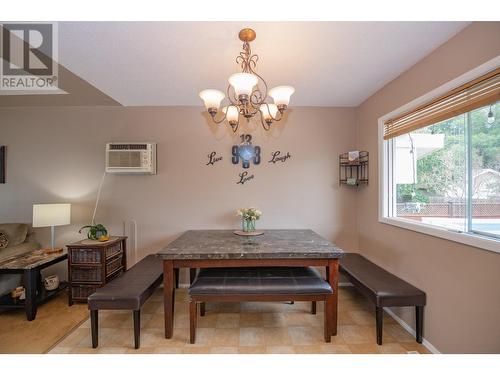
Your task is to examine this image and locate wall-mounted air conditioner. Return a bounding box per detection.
[106,142,157,174]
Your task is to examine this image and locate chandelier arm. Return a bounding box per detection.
[264,102,284,122]
[259,111,271,131]
[210,109,228,125]
[245,103,261,117]
[248,66,269,105]
[226,84,238,106]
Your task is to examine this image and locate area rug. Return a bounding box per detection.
[0,293,88,354]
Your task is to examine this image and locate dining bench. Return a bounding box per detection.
[87,254,163,349]
[188,267,334,343]
[340,253,426,345]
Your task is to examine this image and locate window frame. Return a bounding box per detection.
[378,57,500,254]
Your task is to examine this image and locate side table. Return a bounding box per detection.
[67,236,127,305]
[0,250,68,321]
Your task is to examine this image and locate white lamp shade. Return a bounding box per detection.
[33,204,71,227]
[260,104,278,121]
[222,106,239,123]
[199,89,225,110]
[228,73,258,97]
[269,85,295,106]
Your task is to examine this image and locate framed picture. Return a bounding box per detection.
[0,146,5,183]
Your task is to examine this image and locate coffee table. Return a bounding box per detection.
[0,249,68,321]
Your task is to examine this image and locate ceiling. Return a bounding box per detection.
[54,22,469,106]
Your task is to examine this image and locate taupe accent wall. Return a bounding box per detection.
[356,22,500,354]
[0,105,358,278]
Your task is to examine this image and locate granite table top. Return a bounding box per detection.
[0,250,68,270]
[157,230,344,260]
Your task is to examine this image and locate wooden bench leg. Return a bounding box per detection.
[376,306,383,345]
[416,305,423,344]
[324,297,332,342]
[200,302,206,316]
[189,300,197,344]
[133,310,141,349]
[311,301,317,315]
[90,310,98,348]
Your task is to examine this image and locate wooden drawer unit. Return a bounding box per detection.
[67,236,127,305]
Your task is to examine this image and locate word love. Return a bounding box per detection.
[237,171,255,185]
[269,150,291,164]
[206,151,223,166]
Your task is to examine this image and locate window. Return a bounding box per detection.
[381,67,500,252]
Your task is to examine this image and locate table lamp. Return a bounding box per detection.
[33,203,71,252]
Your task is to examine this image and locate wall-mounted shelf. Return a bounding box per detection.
[339,151,369,186]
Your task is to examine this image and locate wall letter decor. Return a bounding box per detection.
[237,171,255,185]
[269,150,291,164]
[206,151,223,166]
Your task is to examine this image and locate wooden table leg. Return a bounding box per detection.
[24,268,37,321]
[163,260,175,338]
[327,259,339,336]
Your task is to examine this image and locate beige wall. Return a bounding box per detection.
[1,21,499,354]
[0,106,358,283]
[356,22,500,353]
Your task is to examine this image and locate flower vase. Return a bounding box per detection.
[242,218,256,232]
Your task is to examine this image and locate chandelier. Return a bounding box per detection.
[199,28,295,133]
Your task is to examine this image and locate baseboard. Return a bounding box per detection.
[383,307,440,354]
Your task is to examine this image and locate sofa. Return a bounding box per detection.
[0,223,41,297]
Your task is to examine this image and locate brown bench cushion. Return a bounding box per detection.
[340,253,426,307]
[189,267,332,296]
[88,255,163,310]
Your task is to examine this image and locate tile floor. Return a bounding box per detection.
[49,286,430,354]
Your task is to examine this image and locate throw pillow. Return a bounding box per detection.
[0,231,9,249]
[0,223,28,246]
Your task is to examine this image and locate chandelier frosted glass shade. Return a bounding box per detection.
[199,28,294,132]
[199,89,225,111]
[260,104,279,122]
[269,86,295,107]
[222,106,240,124]
[228,73,258,97]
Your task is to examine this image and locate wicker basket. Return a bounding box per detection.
[71,266,102,283]
[106,255,123,277]
[70,248,101,264]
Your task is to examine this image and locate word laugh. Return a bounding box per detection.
[269,151,291,164]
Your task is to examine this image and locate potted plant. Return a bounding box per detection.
[79,223,109,241]
[236,207,262,232]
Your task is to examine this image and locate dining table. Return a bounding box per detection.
[157,229,344,339]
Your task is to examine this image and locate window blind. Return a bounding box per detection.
[383,67,500,140]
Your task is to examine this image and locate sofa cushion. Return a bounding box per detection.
[0,231,8,249]
[0,224,28,247]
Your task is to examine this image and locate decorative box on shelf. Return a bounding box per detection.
[67,236,127,305]
[339,151,369,186]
